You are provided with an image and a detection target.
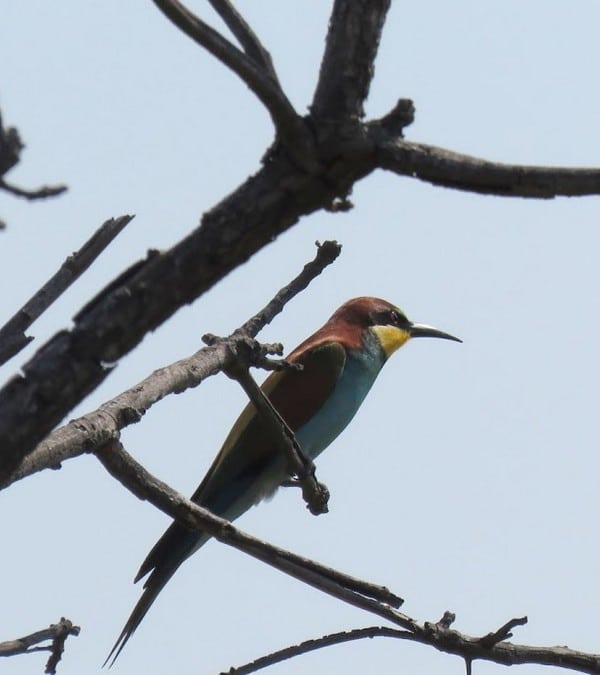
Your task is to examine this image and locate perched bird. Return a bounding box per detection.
[106,297,460,664]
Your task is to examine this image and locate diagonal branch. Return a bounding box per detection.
[0,241,341,490]
[151,0,310,153]
[220,349,330,516]
[311,0,392,121]
[207,0,279,82]
[0,215,133,366]
[370,128,600,198]
[96,439,403,609]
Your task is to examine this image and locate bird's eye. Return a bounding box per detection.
[371,309,407,327]
[388,310,409,328]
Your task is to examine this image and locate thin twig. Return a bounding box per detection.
[0,215,133,366]
[151,0,308,152]
[0,178,67,201]
[207,0,279,81]
[222,626,406,675]
[239,240,341,336]
[0,617,80,674]
[478,616,528,648]
[0,241,341,489]
[223,355,330,515]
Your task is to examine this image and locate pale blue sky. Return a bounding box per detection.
[2,3,600,674]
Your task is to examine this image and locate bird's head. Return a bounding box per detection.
[329,297,462,358]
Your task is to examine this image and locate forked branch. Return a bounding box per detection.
[0,618,80,674]
[151,0,312,155]
[0,241,341,490]
[207,0,279,81]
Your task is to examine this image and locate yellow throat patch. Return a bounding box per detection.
[371,324,411,358]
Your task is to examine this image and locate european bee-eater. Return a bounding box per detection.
[107,297,460,664]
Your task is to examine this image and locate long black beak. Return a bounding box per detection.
[409,322,462,343]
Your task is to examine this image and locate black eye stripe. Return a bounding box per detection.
[371,309,408,327]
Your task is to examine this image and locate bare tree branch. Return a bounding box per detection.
[0,150,358,482]
[3,0,599,484]
[224,627,417,675]
[207,0,279,82]
[1,124,598,485]
[151,0,313,157]
[0,617,79,674]
[224,622,600,675]
[97,439,600,675]
[479,616,529,648]
[369,127,600,197]
[0,178,67,201]
[2,4,599,674]
[312,0,391,121]
[217,345,330,515]
[0,215,133,366]
[0,241,341,489]
[96,439,403,609]
[222,626,406,675]
[0,107,67,224]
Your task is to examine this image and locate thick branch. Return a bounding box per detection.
[371,129,600,197]
[2,100,598,484]
[0,216,132,366]
[0,241,341,489]
[0,140,365,483]
[2,49,598,484]
[312,0,391,121]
